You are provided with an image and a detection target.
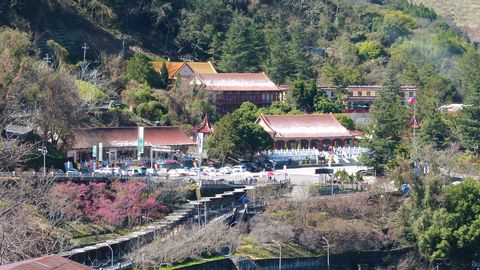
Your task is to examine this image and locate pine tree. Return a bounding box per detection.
[419,112,450,150]
[217,14,261,73]
[262,18,293,84]
[159,62,169,89]
[457,50,480,155]
[360,69,408,172]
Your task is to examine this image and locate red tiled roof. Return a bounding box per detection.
[0,255,93,270]
[256,113,355,139]
[72,126,196,149]
[193,73,286,92]
[192,116,213,134]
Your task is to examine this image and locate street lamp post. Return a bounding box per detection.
[272,240,281,270]
[322,236,330,270]
[38,147,47,176]
[105,243,114,268]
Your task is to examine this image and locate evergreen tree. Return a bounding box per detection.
[218,15,261,73]
[419,112,450,150]
[292,80,317,113]
[124,53,162,88]
[262,19,293,84]
[457,50,480,154]
[458,107,480,155]
[360,69,407,172]
[313,96,342,113]
[159,62,169,89]
[288,29,314,80]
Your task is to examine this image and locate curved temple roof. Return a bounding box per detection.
[256,113,355,139]
[194,72,286,91]
[72,126,195,149]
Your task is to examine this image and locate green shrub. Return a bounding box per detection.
[358,40,384,59]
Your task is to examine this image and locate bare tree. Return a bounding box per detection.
[130,222,240,269]
[0,175,73,265]
[369,177,396,233]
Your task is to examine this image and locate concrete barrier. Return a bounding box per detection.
[60,186,256,266]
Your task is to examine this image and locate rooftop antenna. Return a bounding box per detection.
[82,42,89,62]
[43,53,51,65]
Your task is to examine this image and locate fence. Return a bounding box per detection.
[267,147,369,165]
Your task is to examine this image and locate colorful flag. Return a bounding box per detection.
[408,96,417,104]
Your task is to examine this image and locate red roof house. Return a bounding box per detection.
[0,255,93,270]
[191,73,289,114]
[256,113,357,150]
[69,126,196,164]
[72,126,195,149]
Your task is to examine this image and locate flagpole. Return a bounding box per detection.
[413,101,416,148]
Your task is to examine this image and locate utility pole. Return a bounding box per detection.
[197,203,201,228]
[204,201,207,226]
[82,42,89,62]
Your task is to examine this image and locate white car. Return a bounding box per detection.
[218,167,232,174]
[66,168,79,177]
[232,165,246,173]
[124,167,140,176]
[146,168,157,176]
[93,167,124,176]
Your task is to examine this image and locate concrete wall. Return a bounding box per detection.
[175,248,412,270]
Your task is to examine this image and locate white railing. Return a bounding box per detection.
[267,146,369,163]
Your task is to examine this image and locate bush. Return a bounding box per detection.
[358,40,384,59]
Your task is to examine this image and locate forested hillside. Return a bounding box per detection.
[0,1,474,89]
[412,0,480,41]
[1,0,479,128]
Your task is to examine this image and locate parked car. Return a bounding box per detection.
[48,169,64,176]
[66,168,80,177]
[218,166,232,174]
[94,167,114,176]
[146,168,157,176]
[242,163,260,172]
[124,167,141,176]
[232,165,246,173]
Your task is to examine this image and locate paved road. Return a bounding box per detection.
[282,165,372,200]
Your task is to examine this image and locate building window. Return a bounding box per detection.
[358,91,362,96]
[366,91,371,96]
[409,92,414,98]
[348,92,353,96]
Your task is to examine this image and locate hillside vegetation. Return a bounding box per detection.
[412,0,480,41]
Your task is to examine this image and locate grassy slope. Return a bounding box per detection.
[411,0,480,41]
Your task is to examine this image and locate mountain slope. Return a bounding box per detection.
[411,0,480,41]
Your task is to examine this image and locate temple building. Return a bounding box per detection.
[68,126,196,165]
[256,113,359,150]
[191,72,289,114]
[320,85,419,112]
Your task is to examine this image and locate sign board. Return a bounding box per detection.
[197,132,204,154]
[92,145,97,158]
[98,143,103,162]
[138,126,144,155]
[315,168,334,174]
